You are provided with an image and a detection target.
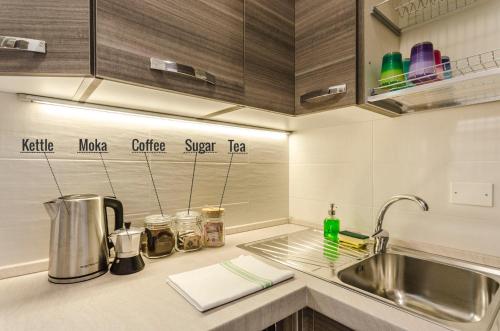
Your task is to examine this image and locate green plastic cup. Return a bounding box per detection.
[380,52,405,89]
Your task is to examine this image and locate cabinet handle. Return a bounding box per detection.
[300,84,347,103]
[0,36,46,54]
[150,58,216,85]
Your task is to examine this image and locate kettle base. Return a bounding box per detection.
[48,269,108,284]
[110,255,145,275]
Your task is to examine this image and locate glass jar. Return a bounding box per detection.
[202,207,225,247]
[174,211,203,252]
[141,214,176,258]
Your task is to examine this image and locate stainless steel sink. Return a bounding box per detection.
[239,229,500,330]
[337,252,500,330]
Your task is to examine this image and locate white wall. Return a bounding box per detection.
[0,92,288,269]
[399,0,500,61]
[290,102,500,257]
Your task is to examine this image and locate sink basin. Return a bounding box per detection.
[239,229,500,330]
[338,253,500,329]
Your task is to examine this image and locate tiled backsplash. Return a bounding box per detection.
[5,85,500,271]
[290,102,500,257]
[0,92,288,269]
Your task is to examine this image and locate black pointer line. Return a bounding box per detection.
[43,152,69,215]
[219,152,235,211]
[144,152,164,217]
[187,152,198,215]
[99,152,117,198]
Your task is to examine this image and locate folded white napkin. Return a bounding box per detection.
[167,255,294,312]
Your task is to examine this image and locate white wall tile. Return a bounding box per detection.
[246,163,288,201]
[289,197,373,233]
[249,136,289,164]
[149,161,251,212]
[290,101,500,257]
[0,92,288,269]
[0,95,150,162]
[291,163,372,206]
[0,221,50,266]
[247,198,288,225]
[289,122,372,164]
[384,211,500,257]
[289,121,373,234]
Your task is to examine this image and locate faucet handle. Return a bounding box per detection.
[372,229,389,254]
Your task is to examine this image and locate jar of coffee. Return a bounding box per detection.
[174,211,203,252]
[142,214,175,258]
[202,207,225,247]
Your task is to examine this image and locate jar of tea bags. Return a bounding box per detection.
[202,207,225,247]
[174,211,203,252]
[141,214,175,258]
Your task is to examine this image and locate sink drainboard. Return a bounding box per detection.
[238,229,369,282]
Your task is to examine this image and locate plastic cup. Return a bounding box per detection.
[442,56,452,79]
[380,52,405,89]
[408,42,436,84]
[434,49,443,81]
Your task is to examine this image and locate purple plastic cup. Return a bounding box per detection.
[408,42,436,84]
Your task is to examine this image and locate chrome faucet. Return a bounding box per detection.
[372,195,429,255]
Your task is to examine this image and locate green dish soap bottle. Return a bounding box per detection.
[324,203,340,241]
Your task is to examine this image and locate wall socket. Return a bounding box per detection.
[450,182,493,207]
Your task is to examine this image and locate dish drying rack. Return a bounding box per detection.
[372,49,500,95]
[372,0,485,35]
[368,49,500,114]
[238,229,370,283]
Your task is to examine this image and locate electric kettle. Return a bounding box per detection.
[43,194,124,284]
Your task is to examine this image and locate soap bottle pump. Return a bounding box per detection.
[324,203,340,241]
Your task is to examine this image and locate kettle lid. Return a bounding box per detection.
[60,194,100,200]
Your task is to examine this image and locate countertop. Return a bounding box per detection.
[0,224,467,331]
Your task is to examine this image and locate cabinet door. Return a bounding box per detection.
[96,0,244,105]
[295,0,358,114]
[0,0,91,75]
[244,0,295,114]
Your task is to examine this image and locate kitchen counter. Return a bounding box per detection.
[0,224,470,331]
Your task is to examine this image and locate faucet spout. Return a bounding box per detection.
[373,195,429,254]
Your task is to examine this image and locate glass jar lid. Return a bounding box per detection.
[202,207,225,219]
[145,214,173,226]
[175,210,201,223]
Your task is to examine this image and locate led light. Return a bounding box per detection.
[22,95,289,140]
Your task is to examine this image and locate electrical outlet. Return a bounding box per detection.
[450,182,493,207]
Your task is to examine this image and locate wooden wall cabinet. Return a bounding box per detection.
[0,0,363,118]
[244,0,359,116]
[0,0,91,75]
[244,0,295,115]
[95,0,245,105]
[295,0,359,115]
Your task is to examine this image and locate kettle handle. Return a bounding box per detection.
[104,197,124,231]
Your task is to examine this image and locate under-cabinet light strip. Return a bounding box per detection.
[17,94,290,140]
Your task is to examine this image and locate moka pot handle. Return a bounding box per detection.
[104,197,124,249]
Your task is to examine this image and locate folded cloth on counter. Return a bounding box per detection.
[167,255,294,312]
